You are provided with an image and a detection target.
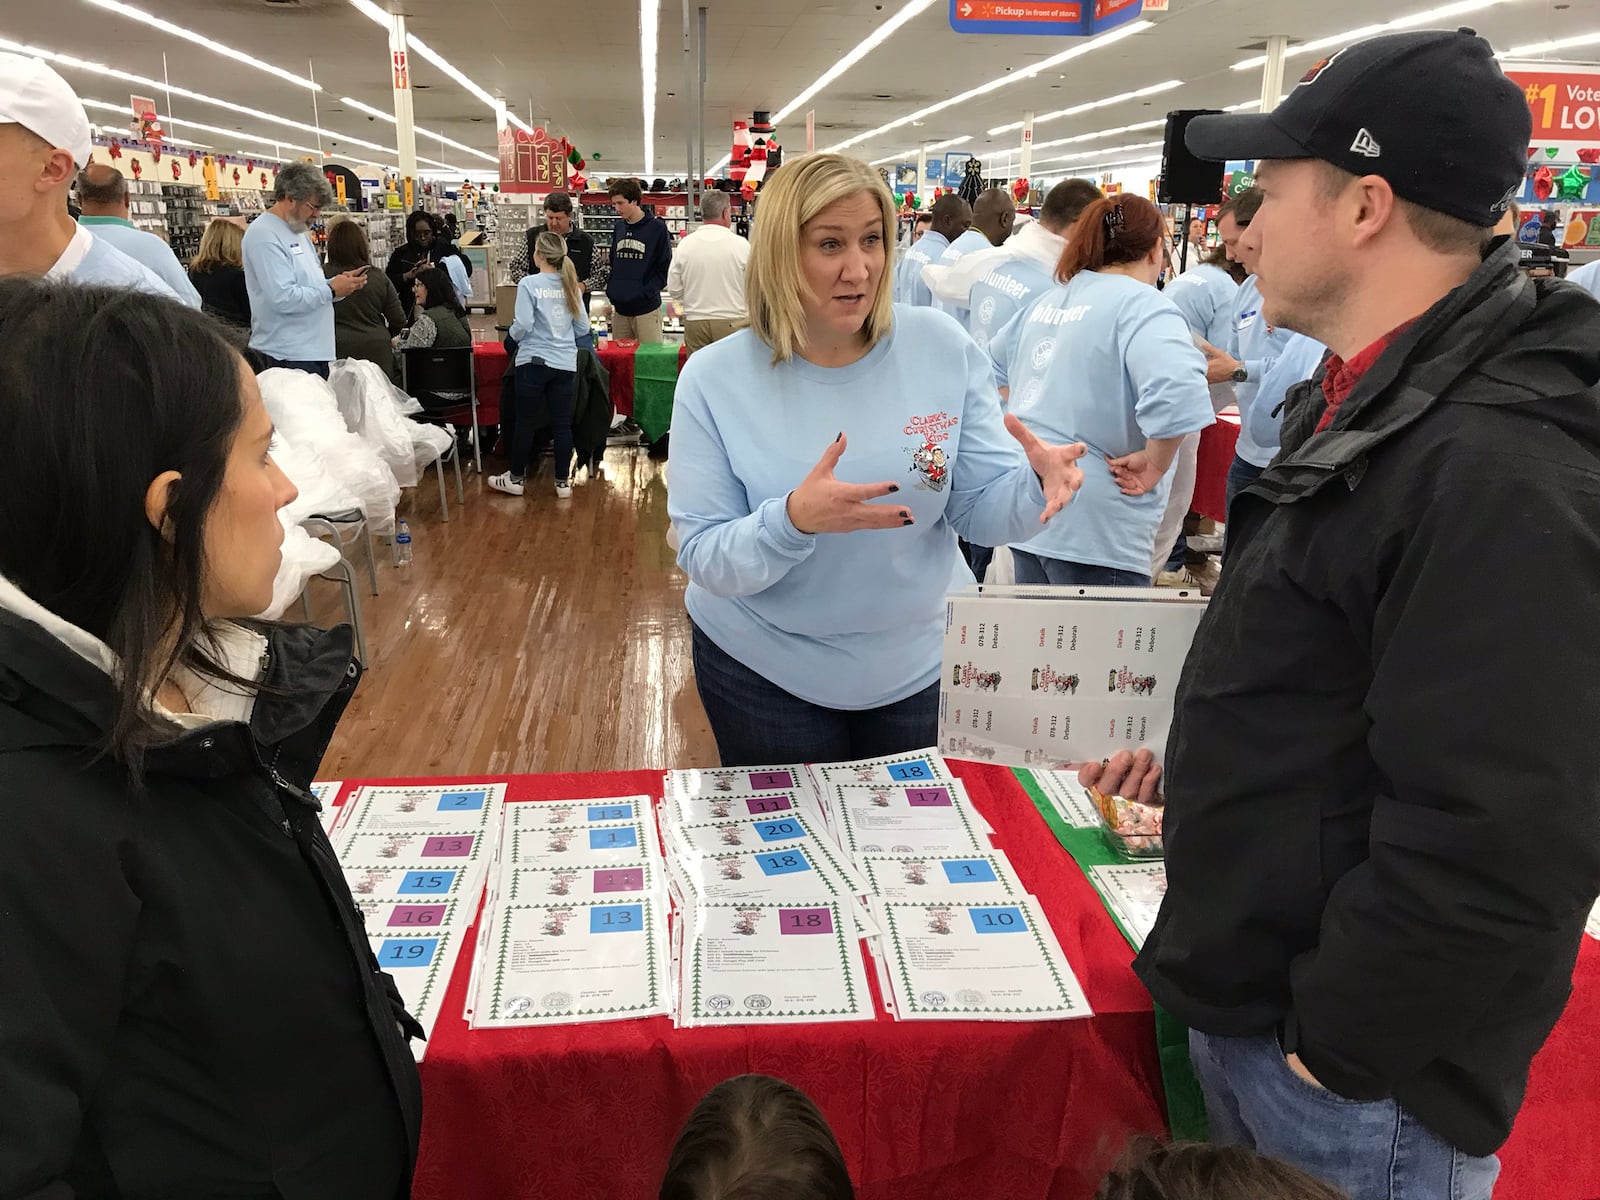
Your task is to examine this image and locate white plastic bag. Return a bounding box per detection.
[985,545,1016,585]
[258,368,400,535]
[329,359,424,488]
[259,514,342,620]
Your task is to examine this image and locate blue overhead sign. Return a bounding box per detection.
[948,0,1145,37]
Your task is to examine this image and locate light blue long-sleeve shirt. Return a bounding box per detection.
[242,211,335,362]
[1248,332,1326,454]
[667,304,1048,710]
[1229,275,1312,467]
[930,228,992,318]
[1567,259,1600,299]
[1163,262,1236,350]
[48,224,177,298]
[990,271,1214,575]
[79,216,201,308]
[509,271,591,372]
[895,230,948,307]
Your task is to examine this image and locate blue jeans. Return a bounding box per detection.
[511,360,576,481]
[1190,1031,1500,1200]
[257,355,329,379]
[1011,551,1151,588]
[690,622,938,766]
[1225,454,1265,518]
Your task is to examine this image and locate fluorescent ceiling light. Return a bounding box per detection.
[346,0,532,133]
[337,95,497,162]
[988,79,1183,136]
[642,0,659,176]
[869,148,914,166]
[1031,139,1163,167]
[1502,30,1600,56]
[823,20,1154,153]
[928,134,973,152]
[80,0,319,90]
[1032,118,1166,151]
[1231,0,1510,70]
[773,0,937,124]
[869,134,968,167]
[81,97,326,157]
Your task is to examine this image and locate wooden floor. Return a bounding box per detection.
[310,444,721,779]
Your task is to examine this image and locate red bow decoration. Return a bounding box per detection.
[188,151,198,167]
[171,160,181,180]
[108,141,122,160]
[232,167,240,185]
[1532,164,1554,201]
[1579,148,1600,164]
[130,159,142,179]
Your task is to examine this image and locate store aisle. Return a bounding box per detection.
[310,446,718,778]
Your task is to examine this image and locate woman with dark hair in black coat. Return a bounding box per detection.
[384,209,437,320]
[0,279,422,1198]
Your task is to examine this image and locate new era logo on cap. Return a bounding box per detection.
[1350,129,1382,158]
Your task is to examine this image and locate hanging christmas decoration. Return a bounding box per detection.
[260,172,268,188]
[130,159,142,179]
[959,157,984,205]
[1578,148,1600,164]
[246,159,255,173]
[1011,176,1030,203]
[1532,164,1554,200]
[150,144,161,163]
[171,159,181,180]
[1545,147,1560,159]
[108,141,122,160]
[729,111,781,199]
[1526,147,1538,159]
[1556,164,1591,201]
[232,166,241,185]
[188,150,198,167]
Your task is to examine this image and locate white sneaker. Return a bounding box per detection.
[488,472,524,496]
[554,479,573,499]
[1156,567,1203,589]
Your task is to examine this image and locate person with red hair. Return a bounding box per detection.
[988,193,1215,586]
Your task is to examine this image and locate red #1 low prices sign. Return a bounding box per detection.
[1504,64,1600,150]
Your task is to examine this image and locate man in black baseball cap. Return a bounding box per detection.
[1082,27,1600,1200]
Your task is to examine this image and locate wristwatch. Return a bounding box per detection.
[1231,366,1249,383]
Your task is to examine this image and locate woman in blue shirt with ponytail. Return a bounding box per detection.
[492,231,591,500]
[668,153,1088,767]
[989,194,1215,588]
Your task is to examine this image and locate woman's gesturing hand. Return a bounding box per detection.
[785,433,914,535]
[1005,414,1088,523]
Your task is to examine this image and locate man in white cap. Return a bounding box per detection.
[0,52,176,296]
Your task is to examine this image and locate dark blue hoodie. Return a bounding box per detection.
[606,212,673,316]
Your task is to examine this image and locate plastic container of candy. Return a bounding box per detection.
[1091,788,1165,861]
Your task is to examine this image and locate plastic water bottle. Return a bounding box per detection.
[393,519,413,568]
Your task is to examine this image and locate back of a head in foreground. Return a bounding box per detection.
[1096,1140,1348,1200]
[660,1074,854,1200]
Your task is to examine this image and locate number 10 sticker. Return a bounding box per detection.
[969,906,1026,934]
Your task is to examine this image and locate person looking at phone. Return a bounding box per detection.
[241,162,366,379]
[384,211,438,321]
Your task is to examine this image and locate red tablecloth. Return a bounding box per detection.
[475,341,689,427]
[348,764,1168,1200]
[1192,408,1241,524]
[331,766,1600,1200]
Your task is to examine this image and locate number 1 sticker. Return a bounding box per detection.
[747,770,794,790]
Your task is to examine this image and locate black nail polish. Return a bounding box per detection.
[835,431,843,442]
[888,484,899,493]
[902,518,914,526]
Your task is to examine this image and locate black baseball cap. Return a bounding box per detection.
[1185,28,1531,227]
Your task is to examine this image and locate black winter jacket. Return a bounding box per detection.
[0,609,423,1199]
[1141,238,1600,1157]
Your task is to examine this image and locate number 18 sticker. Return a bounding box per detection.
[888,760,934,782]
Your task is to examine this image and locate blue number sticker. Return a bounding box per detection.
[887,760,934,782]
[942,859,999,885]
[437,790,487,811]
[398,870,457,894]
[589,827,639,850]
[757,851,812,876]
[969,906,1026,934]
[378,937,439,966]
[590,904,643,933]
[755,820,802,843]
[587,803,634,822]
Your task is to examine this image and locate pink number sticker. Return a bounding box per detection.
[593,868,645,893]
[388,904,446,927]
[422,835,474,856]
[748,770,795,790]
[779,907,834,935]
[745,795,794,815]
[906,787,953,807]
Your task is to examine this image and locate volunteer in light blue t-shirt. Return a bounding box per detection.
[491,231,592,501]
[990,194,1215,588]
[668,155,1088,767]
[926,187,1013,318]
[895,194,970,307]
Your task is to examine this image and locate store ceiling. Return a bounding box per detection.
[4,0,1593,177]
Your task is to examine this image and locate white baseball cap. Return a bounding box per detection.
[0,52,93,167]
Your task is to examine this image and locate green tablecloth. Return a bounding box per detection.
[1012,767,1209,1142]
[633,342,683,443]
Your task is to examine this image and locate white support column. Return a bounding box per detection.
[1260,34,1289,113]
[1019,110,1035,182]
[389,14,418,183]
[917,144,929,204]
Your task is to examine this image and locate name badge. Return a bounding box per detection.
[1237,309,1258,331]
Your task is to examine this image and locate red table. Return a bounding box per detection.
[1192,408,1241,524]
[358,764,1169,1200]
[331,766,1600,1200]
[472,340,689,430]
